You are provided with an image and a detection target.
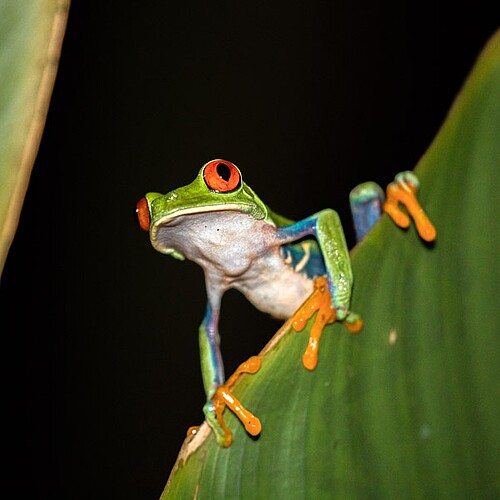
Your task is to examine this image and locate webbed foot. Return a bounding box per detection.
[383,171,436,242]
[204,356,262,447]
[291,277,363,370]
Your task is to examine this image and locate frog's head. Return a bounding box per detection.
[135,159,270,258]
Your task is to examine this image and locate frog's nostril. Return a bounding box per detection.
[135,197,150,231]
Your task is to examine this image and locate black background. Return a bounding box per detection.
[1,2,497,498]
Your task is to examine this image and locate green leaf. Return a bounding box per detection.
[162,30,500,498]
[0,0,69,274]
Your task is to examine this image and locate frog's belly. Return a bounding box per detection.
[158,210,318,318]
[234,261,315,320]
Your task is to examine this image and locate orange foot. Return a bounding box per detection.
[383,171,436,242]
[210,356,262,447]
[291,277,363,371]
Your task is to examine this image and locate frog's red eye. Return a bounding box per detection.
[135,197,150,232]
[203,160,241,192]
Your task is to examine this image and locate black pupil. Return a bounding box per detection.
[216,163,231,181]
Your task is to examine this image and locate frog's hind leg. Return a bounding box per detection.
[349,181,385,242]
[350,172,436,243]
[383,171,436,242]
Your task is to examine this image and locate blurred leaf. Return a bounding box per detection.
[162,30,500,498]
[0,0,69,274]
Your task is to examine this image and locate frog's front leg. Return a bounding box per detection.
[277,210,363,370]
[198,300,225,398]
[277,209,360,323]
[199,297,261,447]
[287,276,362,370]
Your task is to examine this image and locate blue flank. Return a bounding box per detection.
[280,240,326,280]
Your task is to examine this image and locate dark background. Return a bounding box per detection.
[1,2,497,498]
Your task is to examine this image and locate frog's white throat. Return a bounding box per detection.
[150,204,266,257]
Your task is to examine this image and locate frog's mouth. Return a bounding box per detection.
[151,202,250,232]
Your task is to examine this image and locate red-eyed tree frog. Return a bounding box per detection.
[135,159,435,447]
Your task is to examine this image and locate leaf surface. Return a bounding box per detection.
[0,0,69,274]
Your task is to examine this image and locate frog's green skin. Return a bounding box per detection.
[138,159,360,444]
